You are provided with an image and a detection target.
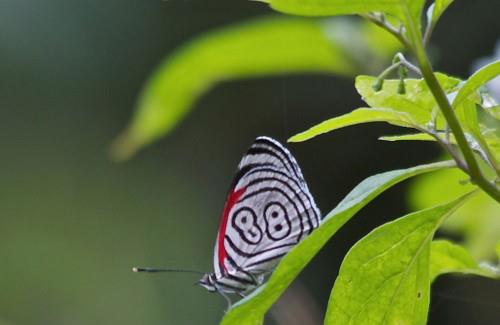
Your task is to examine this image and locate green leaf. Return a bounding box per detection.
[221,160,454,325]
[455,96,481,135]
[261,0,425,23]
[430,240,499,282]
[380,128,499,170]
[479,87,500,110]
[290,73,463,144]
[379,133,435,142]
[409,167,500,259]
[289,107,417,142]
[325,192,474,325]
[355,73,461,127]
[426,0,454,28]
[111,16,357,159]
[478,107,500,164]
[453,60,500,109]
[484,105,500,120]
[455,99,499,169]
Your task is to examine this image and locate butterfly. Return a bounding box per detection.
[134,136,320,307]
[198,136,321,304]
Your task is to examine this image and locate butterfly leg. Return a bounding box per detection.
[233,265,261,286]
[246,273,259,285]
[221,291,233,312]
[214,283,233,312]
[247,271,266,286]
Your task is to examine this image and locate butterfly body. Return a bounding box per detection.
[199,136,320,296]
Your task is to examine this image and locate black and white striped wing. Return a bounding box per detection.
[215,136,320,279]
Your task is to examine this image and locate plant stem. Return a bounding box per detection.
[394,53,421,76]
[428,132,469,173]
[373,53,422,90]
[420,61,500,202]
[418,60,478,171]
[363,5,500,202]
[422,19,434,48]
[359,13,413,51]
[400,6,500,203]
[372,62,399,90]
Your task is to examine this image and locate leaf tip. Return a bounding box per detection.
[109,129,140,162]
[287,134,305,143]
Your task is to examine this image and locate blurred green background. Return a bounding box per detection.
[1,1,499,324]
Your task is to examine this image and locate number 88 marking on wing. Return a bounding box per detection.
[231,207,263,244]
[264,202,291,241]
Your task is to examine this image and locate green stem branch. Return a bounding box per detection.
[400,6,500,203]
[417,55,500,201]
[359,13,413,51]
[363,5,500,202]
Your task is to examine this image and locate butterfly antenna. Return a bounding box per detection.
[132,267,205,275]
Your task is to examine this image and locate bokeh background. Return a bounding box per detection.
[1,1,499,324]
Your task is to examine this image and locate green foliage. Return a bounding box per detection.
[117,0,500,323]
[291,68,500,177]
[221,161,453,325]
[453,60,500,108]
[273,0,498,322]
[409,167,500,259]
[429,240,499,282]
[112,16,354,159]
[485,105,500,120]
[111,16,400,160]
[380,130,500,170]
[326,193,473,325]
[289,107,415,142]
[355,74,460,125]
[289,73,461,142]
[379,133,436,142]
[261,0,425,24]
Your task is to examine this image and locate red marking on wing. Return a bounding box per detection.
[217,187,246,272]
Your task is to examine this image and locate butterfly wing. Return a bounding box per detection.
[214,137,320,283]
